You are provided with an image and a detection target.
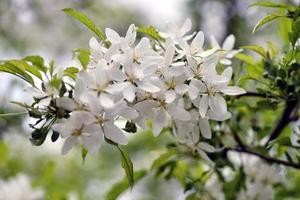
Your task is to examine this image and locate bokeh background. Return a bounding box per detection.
[0,0,299,199]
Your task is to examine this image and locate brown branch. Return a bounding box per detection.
[236,92,275,99]
[265,99,298,146]
[224,147,300,169]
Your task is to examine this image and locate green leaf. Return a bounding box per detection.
[137,26,164,41]
[105,170,147,200]
[0,142,9,164]
[81,147,88,165]
[241,45,267,58]
[73,48,90,70]
[117,146,134,188]
[23,55,47,73]
[235,53,256,66]
[8,60,43,80]
[253,13,285,33]
[63,8,106,41]
[223,167,245,200]
[0,62,34,85]
[63,67,79,80]
[250,1,289,8]
[151,150,177,170]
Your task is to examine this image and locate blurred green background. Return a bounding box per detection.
[0,0,299,199]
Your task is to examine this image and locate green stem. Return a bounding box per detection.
[0,111,28,117]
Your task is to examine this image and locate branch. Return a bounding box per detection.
[236,92,275,99]
[265,99,298,146]
[224,147,300,169]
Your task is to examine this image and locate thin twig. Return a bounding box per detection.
[236,92,275,99]
[224,147,300,169]
[265,99,298,146]
[0,111,28,117]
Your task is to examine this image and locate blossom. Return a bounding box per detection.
[210,34,242,65]
[0,174,44,200]
[52,111,102,155]
[160,18,193,42]
[43,20,247,155]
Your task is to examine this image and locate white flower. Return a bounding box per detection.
[0,174,44,200]
[175,119,215,163]
[105,24,136,47]
[87,94,137,145]
[191,67,245,118]
[210,34,242,65]
[160,18,193,42]
[25,83,59,107]
[175,109,212,139]
[108,61,161,102]
[56,71,90,111]
[52,111,102,155]
[177,31,208,65]
[136,97,191,136]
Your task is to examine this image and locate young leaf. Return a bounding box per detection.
[250,1,289,8]
[151,150,177,170]
[117,146,134,188]
[23,55,47,73]
[81,147,88,165]
[253,13,285,33]
[105,170,147,200]
[235,53,256,66]
[63,8,106,41]
[137,26,164,41]
[0,63,34,85]
[63,67,79,80]
[241,45,267,58]
[7,60,43,80]
[73,48,90,70]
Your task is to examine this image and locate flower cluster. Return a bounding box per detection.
[27,19,246,156]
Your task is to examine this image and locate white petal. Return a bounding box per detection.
[221,86,246,96]
[74,78,86,100]
[89,37,99,50]
[119,106,139,119]
[168,105,190,121]
[207,110,232,121]
[220,58,232,66]
[164,44,175,67]
[221,67,233,80]
[199,95,208,118]
[198,142,215,152]
[208,94,227,114]
[105,28,121,44]
[165,90,176,103]
[137,81,160,93]
[210,36,221,49]
[61,136,77,155]
[56,97,76,111]
[123,84,136,102]
[25,87,47,99]
[135,37,150,55]
[190,79,207,93]
[191,31,204,52]
[175,84,187,94]
[199,118,211,139]
[197,149,213,163]
[99,93,114,108]
[125,24,136,46]
[180,18,192,36]
[104,124,128,145]
[222,34,235,51]
[152,110,168,136]
[188,85,199,100]
[82,132,102,155]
